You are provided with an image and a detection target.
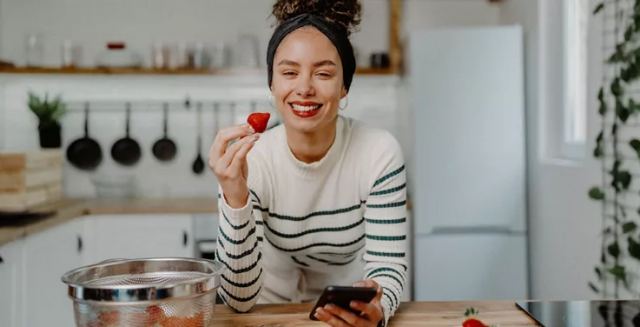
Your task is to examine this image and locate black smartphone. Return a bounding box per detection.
[309,286,378,321]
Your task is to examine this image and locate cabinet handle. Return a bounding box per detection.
[183,231,188,247]
[77,235,83,253]
[0,255,3,264]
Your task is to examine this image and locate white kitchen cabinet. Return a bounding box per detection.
[83,214,193,263]
[23,218,85,327]
[0,239,24,327]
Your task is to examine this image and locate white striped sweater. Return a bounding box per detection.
[216,116,408,325]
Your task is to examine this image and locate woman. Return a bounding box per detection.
[209,1,407,326]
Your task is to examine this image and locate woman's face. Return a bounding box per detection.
[271,26,347,135]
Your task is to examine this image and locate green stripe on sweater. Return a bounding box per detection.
[219,226,256,245]
[373,165,405,187]
[222,211,250,230]
[366,250,405,258]
[265,218,364,238]
[306,254,357,266]
[365,217,406,224]
[216,251,262,274]
[370,273,404,291]
[366,200,406,209]
[265,234,365,252]
[365,234,406,241]
[220,284,262,303]
[382,286,399,308]
[221,268,262,288]
[369,183,406,196]
[266,203,363,221]
[366,267,404,279]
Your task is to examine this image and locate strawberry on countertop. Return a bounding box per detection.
[462,307,494,327]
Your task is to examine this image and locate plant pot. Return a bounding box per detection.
[38,122,61,148]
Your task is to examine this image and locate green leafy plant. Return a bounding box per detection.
[27,92,67,127]
[589,0,640,298]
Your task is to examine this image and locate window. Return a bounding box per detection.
[561,0,589,159]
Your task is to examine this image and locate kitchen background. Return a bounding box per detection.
[0,0,611,325]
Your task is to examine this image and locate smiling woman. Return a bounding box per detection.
[208,1,408,327]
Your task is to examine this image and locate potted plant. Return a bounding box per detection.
[27,92,67,148]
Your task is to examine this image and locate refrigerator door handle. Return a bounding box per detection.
[428,225,523,235]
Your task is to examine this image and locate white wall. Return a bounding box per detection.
[500,0,602,300]
[0,0,501,68]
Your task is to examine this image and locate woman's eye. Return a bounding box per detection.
[283,71,297,76]
[317,72,332,78]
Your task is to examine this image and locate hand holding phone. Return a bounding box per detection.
[309,285,378,321]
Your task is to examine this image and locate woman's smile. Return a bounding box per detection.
[289,100,323,118]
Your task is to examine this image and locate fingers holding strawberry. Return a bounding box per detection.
[208,123,259,208]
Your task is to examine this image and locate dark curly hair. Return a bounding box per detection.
[272,0,362,35]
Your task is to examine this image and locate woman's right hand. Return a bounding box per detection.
[209,124,260,208]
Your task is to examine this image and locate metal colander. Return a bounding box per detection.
[61,257,225,327]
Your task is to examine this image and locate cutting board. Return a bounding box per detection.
[0,150,63,212]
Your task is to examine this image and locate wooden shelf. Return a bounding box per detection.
[0,66,397,76]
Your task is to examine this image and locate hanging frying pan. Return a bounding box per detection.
[152,103,177,161]
[111,103,141,166]
[66,103,103,170]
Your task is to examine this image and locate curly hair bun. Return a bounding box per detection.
[272,0,361,35]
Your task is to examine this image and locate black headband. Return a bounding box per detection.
[267,13,356,92]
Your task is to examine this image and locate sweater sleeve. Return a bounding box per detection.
[362,133,408,326]
[215,154,268,313]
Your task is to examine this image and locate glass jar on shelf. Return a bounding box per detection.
[96,42,142,68]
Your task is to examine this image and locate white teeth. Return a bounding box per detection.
[291,103,321,112]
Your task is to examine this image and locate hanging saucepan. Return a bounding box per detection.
[152,103,177,161]
[66,103,103,170]
[111,103,141,166]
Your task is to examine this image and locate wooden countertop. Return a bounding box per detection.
[0,197,217,246]
[210,301,537,326]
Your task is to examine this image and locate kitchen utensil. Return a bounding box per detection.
[61,257,224,327]
[66,103,102,170]
[152,103,177,162]
[111,104,141,166]
[192,103,205,174]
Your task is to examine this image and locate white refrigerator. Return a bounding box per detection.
[409,26,528,300]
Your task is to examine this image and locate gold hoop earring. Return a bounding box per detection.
[339,96,348,110]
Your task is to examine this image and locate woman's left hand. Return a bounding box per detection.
[314,279,384,327]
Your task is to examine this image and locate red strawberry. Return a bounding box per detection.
[247,112,271,133]
[462,318,488,327]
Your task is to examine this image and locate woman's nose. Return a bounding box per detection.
[295,77,314,97]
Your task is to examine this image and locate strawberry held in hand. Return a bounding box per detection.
[247,112,271,133]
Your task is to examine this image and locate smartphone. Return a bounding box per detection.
[309,286,378,321]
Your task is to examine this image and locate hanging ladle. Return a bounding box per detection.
[192,102,205,174]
